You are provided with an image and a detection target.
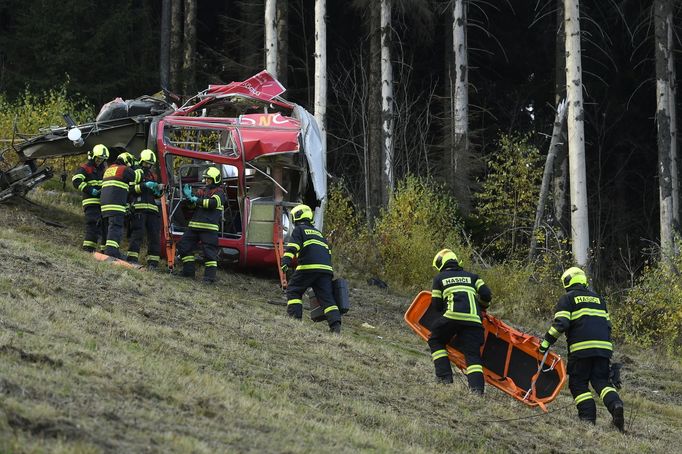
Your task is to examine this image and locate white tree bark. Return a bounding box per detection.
[314,0,327,175]
[265,0,278,77]
[655,0,674,260]
[564,0,590,267]
[381,0,394,200]
[453,0,468,140]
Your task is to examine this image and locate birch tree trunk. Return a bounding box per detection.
[450,0,471,213]
[314,0,327,176]
[564,0,590,267]
[265,0,278,77]
[654,0,674,261]
[181,0,197,94]
[380,0,394,203]
[170,0,183,91]
[277,0,288,85]
[529,100,567,262]
[366,3,383,224]
[160,0,171,90]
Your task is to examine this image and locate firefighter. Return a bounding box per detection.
[71,144,108,252]
[427,249,492,393]
[539,267,625,431]
[100,152,140,258]
[177,166,225,283]
[280,204,341,334]
[127,149,162,268]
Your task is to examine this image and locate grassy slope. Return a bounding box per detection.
[1,189,681,453]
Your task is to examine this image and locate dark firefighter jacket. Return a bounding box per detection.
[71,160,105,207]
[187,185,225,231]
[131,167,161,213]
[543,284,613,359]
[430,264,492,326]
[282,221,333,274]
[100,164,139,216]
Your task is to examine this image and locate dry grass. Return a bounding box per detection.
[0,188,681,453]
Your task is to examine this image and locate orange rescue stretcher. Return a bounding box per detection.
[405,291,566,411]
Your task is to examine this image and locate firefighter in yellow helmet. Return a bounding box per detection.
[177,166,225,283]
[100,151,141,258]
[539,267,624,431]
[71,144,109,252]
[127,149,162,269]
[427,249,492,393]
[281,204,341,334]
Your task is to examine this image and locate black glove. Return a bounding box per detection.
[280,263,289,273]
[539,339,550,354]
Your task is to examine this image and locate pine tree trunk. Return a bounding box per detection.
[265,0,278,77]
[654,0,674,261]
[380,0,394,204]
[170,0,183,92]
[667,4,678,230]
[529,100,567,262]
[181,0,197,94]
[241,0,263,79]
[553,0,569,241]
[277,0,288,85]
[314,0,327,173]
[160,0,171,90]
[564,0,590,267]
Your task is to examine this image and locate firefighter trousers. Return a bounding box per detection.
[177,228,219,282]
[82,205,104,252]
[567,356,623,422]
[103,214,125,258]
[286,271,341,329]
[127,211,161,265]
[428,318,484,391]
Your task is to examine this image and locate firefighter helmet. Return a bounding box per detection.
[139,149,156,165]
[561,267,588,289]
[117,152,135,166]
[89,144,109,161]
[291,204,313,223]
[202,166,222,184]
[433,248,459,271]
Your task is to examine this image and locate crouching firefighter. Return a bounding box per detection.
[176,166,225,283]
[280,204,341,334]
[539,267,625,432]
[127,149,162,269]
[427,249,492,394]
[71,144,108,252]
[100,152,140,258]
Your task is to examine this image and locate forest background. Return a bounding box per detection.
[1,0,682,353]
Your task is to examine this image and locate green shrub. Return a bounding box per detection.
[324,181,381,279]
[373,176,466,293]
[614,259,682,354]
[0,81,94,172]
[473,133,543,260]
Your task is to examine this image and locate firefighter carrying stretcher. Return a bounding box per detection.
[427,249,492,394]
[281,204,341,334]
[539,267,625,432]
[100,152,140,258]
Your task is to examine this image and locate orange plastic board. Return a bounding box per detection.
[93,252,143,270]
[405,291,566,411]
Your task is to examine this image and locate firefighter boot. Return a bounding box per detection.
[329,321,341,334]
[610,401,625,433]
